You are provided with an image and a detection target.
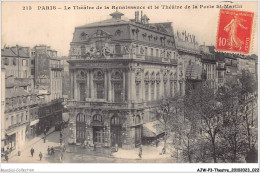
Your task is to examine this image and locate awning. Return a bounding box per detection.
[142,120,165,138]
[30,119,39,126]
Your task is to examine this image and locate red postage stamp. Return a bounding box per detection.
[216,9,254,54]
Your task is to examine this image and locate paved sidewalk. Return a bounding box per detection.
[112,141,175,160]
[5,127,56,160]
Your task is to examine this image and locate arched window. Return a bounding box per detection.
[94,70,105,99]
[135,115,141,124]
[93,114,102,122]
[76,113,85,122]
[111,116,120,125]
[81,46,86,56]
[115,44,121,54]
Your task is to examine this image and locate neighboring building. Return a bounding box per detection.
[174,31,205,92]
[4,85,30,153]
[60,56,70,98]
[1,68,6,153]
[199,45,216,89]
[67,11,180,150]
[1,46,31,79]
[33,45,63,133]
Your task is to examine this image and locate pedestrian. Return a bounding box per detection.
[139,144,142,159]
[30,147,35,157]
[60,131,62,138]
[39,152,43,161]
[62,145,66,152]
[47,146,50,155]
[84,140,87,149]
[156,139,159,147]
[43,136,46,143]
[94,143,96,151]
[60,138,63,145]
[115,143,118,152]
[5,154,8,163]
[51,146,55,155]
[60,152,63,162]
[162,147,166,154]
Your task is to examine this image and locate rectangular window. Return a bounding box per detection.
[145,47,148,56]
[170,82,173,97]
[151,48,154,56]
[21,113,24,122]
[22,59,26,66]
[164,83,167,97]
[145,83,149,101]
[31,59,34,65]
[156,49,159,57]
[31,69,35,75]
[156,83,160,99]
[13,58,16,65]
[4,58,9,65]
[11,116,14,125]
[114,83,122,102]
[79,83,86,101]
[136,83,140,101]
[96,82,104,99]
[151,83,155,100]
[16,114,19,124]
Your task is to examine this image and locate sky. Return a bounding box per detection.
[2,1,258,56]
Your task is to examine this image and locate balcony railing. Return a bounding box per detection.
[176,45,200,54]
[50,64,63,69]
[218,78,224,83]
[69,54,176,64]
[6,121,29,132]
[66,99,176,110]
[216,65,226,70]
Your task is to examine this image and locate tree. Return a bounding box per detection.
[238,70,258,154]
[154,94,184,154]
[185,83,222,163]
[216,77,247,162]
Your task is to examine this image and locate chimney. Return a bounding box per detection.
[110,11,124,20]
[141,11,143,23]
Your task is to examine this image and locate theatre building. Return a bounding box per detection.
[67,11,182,150]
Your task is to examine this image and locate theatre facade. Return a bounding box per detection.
[67,11,184,150]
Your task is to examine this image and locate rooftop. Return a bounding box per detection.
[76,11,174,36]
[6,87,30,98]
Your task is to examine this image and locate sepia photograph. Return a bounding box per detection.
[0,0,259,172]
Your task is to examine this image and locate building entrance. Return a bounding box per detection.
[110,115,122,147]
[76,113,86,143]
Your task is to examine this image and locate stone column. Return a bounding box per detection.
[104,69,108,101]
[131,69,136,102]
[89,70,94,98]
[107,70,112,101]
[127,70,132,102]
[122,70,126,102]
[69,69,74,99]
[74,70,77,100]
[86,70,90,98]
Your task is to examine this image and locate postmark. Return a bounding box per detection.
[216,9,254,54]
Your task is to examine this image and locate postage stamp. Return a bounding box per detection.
[216,9,254,54]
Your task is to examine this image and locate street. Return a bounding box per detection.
[4,127,176,163]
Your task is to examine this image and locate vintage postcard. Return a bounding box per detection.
[1,1,259,172]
